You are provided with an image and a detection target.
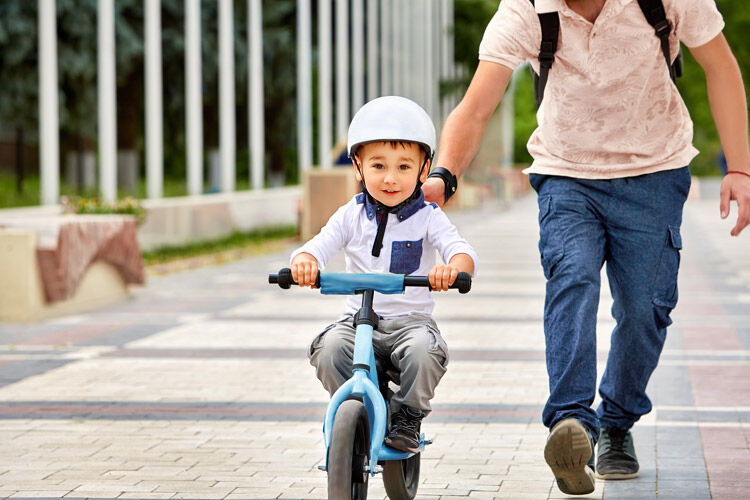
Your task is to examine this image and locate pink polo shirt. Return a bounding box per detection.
[479,0,725,179]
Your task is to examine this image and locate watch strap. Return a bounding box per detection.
[427,167,458,203]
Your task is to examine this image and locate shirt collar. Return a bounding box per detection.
[534,0,630,17]
[363,191,425,222]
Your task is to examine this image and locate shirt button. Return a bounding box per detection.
[406,242,411,248]
[368,214,373,219]
[398,215,404,220]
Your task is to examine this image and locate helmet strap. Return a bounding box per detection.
[354,154,431,258]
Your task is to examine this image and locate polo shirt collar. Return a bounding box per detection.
[363,190,425,222]
[534,0,631,17]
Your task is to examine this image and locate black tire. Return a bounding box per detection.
[327,399,370,500]
[382,452,421,500]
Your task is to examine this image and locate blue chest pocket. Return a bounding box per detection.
[389,239,423,275]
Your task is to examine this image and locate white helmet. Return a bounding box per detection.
[347,96,436,160]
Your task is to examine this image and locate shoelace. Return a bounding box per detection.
[392,412,421,435]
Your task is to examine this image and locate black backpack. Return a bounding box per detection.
[530,0,683,107]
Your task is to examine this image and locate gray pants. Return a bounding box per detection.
[308,313,449,413]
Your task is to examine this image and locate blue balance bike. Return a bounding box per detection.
[269,269,471,500]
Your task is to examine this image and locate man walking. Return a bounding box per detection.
[423,0,750,494]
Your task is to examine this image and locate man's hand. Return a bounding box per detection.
[291,252,319,287]
[720,173,750,236]
[422,177,446,206]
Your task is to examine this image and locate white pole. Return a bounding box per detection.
[352,0,364,113]
[335,0,349,142]
[318,0,332,168]
[425,0,434,117]
[185,0,203,196]
[145,0,163,199]
[403,1,411,99]
[366,0,378,101]
[98,0,117,203]
[38,0,59,206]
[433,0,442,128]
[420,0,430,111]
[296,0,312,175]
[446,0,456,112]
[250,0,266,188]
[379,0,390,96]
[219,0,236,192]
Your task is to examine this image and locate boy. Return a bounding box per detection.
[290,96,478,453]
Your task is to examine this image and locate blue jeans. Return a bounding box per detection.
[529,167,691,438]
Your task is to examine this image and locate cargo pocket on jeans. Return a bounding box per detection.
[425,321,449,369]
[307,321,338,359]
[651,225,682,329]
[537,195,565,280]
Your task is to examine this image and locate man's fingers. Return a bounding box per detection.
[731,198,750,236]
[720,181,731,219]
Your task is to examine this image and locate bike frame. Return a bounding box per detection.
[319,274,425,476]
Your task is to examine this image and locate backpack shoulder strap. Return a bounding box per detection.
[636,0,677,81]
[529,0,560,106]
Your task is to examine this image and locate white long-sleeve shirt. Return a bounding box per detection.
[291,192,479,318]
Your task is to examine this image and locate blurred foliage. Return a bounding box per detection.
[0,0,746,196]
[61,194,146,224]
[0,0,296,192]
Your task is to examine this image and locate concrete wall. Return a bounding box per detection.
[138,187,301,251]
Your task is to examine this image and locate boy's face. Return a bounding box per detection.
[354,141,429,207]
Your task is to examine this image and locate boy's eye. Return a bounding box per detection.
[400,164,411,170]
[372,163,384,169]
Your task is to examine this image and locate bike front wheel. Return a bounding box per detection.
[327,399,370,500]
[382,452,421,500]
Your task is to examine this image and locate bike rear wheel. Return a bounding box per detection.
[327,399,370,500]
[382,452,421,500]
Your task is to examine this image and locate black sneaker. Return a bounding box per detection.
[596,427,639,479]
[384,406,424,453]
[544,418,596,495]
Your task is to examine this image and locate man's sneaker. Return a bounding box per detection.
[544,418,596,495]
[596,427,639,479]
[384,406,424,453]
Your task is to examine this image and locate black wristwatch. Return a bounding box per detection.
[427,167,458,203]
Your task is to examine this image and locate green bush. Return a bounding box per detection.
[61,195,146,225]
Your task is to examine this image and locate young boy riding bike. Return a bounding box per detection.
[290,96,479,453]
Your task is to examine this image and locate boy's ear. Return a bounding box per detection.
[353,159,363,182]
[419,159,431,183]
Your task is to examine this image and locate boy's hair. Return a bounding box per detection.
[353,140,430,161]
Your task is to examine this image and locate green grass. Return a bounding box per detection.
[0,172,254,209]
[141,225,298,266]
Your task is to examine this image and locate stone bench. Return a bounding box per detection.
[0,215,144,322]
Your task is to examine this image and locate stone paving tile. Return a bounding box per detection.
[0,191,749,498]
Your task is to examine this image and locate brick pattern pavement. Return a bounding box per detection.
[0,184,748,499]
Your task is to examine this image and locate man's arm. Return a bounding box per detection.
[689,33,750,236]
[423,61,514,205]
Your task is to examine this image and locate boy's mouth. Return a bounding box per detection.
[382,189,400,196]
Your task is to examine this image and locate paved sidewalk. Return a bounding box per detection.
[0,186,749,499]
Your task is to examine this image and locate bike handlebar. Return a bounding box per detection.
[268,268,472,294]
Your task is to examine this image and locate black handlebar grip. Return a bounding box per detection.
[268,268,320,289]
[451,272,472,294]
[276,268,296,289]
